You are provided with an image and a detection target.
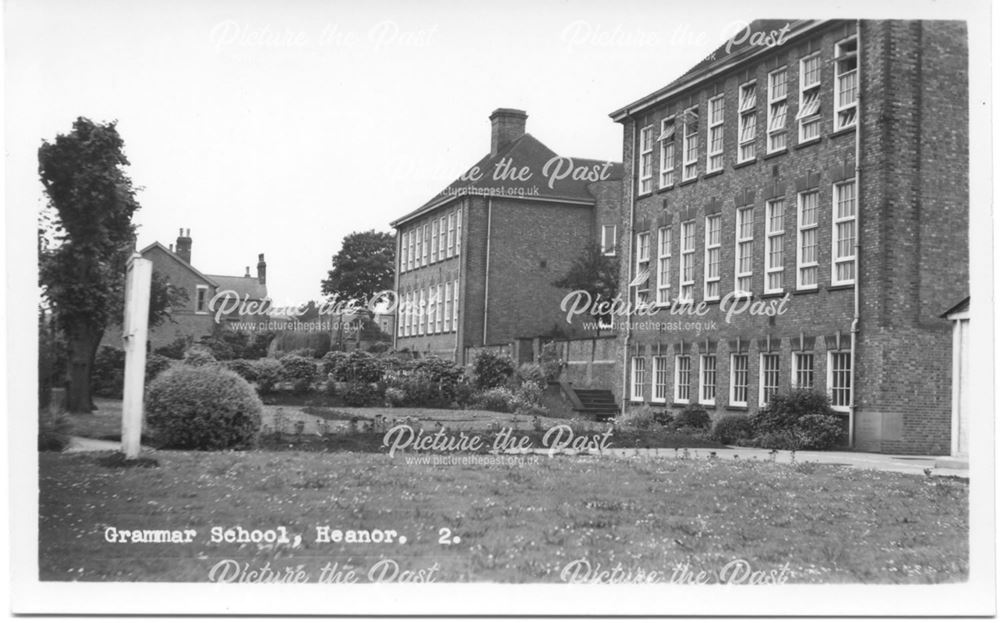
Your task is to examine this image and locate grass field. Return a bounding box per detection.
[38,450,968,583]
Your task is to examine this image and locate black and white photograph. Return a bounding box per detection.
[5,0,995,616]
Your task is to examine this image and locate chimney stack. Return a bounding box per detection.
[489,108,527,156]
[244,266,250,278]
[257,253,267,285]
[175,228,192,264]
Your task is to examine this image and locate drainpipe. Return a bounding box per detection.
[620,115,636,414]
[849,19,862,447]
[483,198,493,346]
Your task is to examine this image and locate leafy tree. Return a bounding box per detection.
[38,117,181,412]
[320,230,395,303]
[552,241,620,333]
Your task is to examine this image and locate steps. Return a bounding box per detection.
[570,388,620,421]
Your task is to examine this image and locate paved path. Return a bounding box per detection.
[63,436,154,453]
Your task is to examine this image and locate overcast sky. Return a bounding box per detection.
[5,0,978,306]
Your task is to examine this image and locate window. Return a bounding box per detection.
[700,354,717,404]
[704,215,721,300]
[679,221,695,301]
[401,231,409,272]
[417,290,426,335]
[682,107,699,181]
[401,292,408,337]
[767,67,788,152]
[765,199,786,292]
[760,353,780,406]
[639,125,654,194]
[601,224,617,256]
[415,228,423,267]
[656,226,672,305]
[430,286,439,334]
[659,116,676,187]
[437,284,445,333]
[455,210,462,255]
[423,223,431,266]
[196,285,208,313]
[730,354,749,406]
[634,231,651,306]
[447,213,456,257]
[631,357,646,402]
[439,216,448,260]
[409,230,416,269]
[444,282,452,332]
[707,96,725,173]
[829,351,851,411]
[832,180,856,285]
[834,37,858,130]
[652,355,669,403]
[735,206,754,294]
[452,279,459,329]
[738,82,757,162]
[674,355,691,403]
[797,53,822,143]
[797,190,819,289]
[793,352,815,389]
[431,219,440,262]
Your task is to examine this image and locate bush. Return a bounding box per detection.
[749,389,845,450]
[384,387,407,407]
[511,380,547,416]
[145,365,262,450]
[224,359,258,383]
[712,414,753,445]
[320,350,349,376]
[154,338,188,360]
[333,350,384,384]
[538,342,563,382]
[793,412,846,450]
[367,341,391,354]
[252,358,283,393]
[387,356,467,408]
[197,331,273,360]
[516,363,547,386]
[279,355,317,393]
[342,381,382,407]
[145,354,174,383]
[470,386,517,413]
[38,408,71,451]
[615,405,658,430]
[673,405,711,430]
[472,351,515,390]
[183,347,217,368]
[751,389,836,436]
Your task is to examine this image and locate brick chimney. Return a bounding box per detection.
[175,228,192,264]
[490,108,527,156]
[257,253,267,285]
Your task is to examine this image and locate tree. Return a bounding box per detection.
[38,117,181,412]
[552,241,620,333]
[320,230,395,302]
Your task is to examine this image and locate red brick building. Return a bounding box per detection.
[610,20,968,454]
[391,109,622,363]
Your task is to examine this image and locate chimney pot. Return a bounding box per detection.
[489,108,527,156]
[244,266,250,278]
[176,228,192,264]
[257,253,267,286]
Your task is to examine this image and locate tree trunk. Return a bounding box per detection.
[66,325,102,413]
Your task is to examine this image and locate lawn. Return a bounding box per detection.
[38,450,968,583]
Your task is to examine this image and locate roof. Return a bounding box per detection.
[205,274,268,301]
[941,297,970,318]
[139,241,218,287]
[609,19,825,121]
[391,133,623,228]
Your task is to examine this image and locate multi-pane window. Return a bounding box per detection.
[659,116,676,187]
[401,232,409,272]
[401,292,409,337]
[765,199,786,292]
[634,231,651,306]
[455,210,462,255]
[704,215,721,300]
[735,206,754,294]
[601,224,617,256]
[832,180,857,285]
[834,37,859,130]
[639,125,654,195]
[707,96,725,173]
[196,285,208,313]
[793,352,815,389]
[767,67,788,152]
[415,228,423,267]
[409,230,416,269]
[656,226,672,305]
[452,279,459,329]
[423,224,431,265]
[436,284,445,333]
[631,357,646,401]
[653,355,669,403]
[444,282,452,332]
[674,355,691,403]
[829,352,851,410]
[439,216,447,259]
[797,190,819,289]
[797,53,822,142]
[679,221,695,301]
[417,290,425,335]
[447,213,456,257]
[700,354,717,404]
[730,354,749,406]
[760,353,780,406]
[431,219,440,262]
[682,107,699,181]
[738,82,757,162]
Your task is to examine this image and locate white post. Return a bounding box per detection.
[121,254,152,459]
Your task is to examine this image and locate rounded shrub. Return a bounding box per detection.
[320,350,349,376]
[673,405,711,430]
[793,412,846,450]
[470,386,517,413]
[224,359,258,383]
[279,354,317,393]
[333,350,384,383]
[145,353,174,383]
[516,362,546,386]
[751,389,835,435]
[384,387,406,407]
[183,347,217,368]
[252,358,283,393]
[472,351,515,390]
[342,381,382,407]
[711,414,753,445]
[615,405,657,430]
[145,365,262,450]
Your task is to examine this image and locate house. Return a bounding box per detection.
[104,228,271,350]
[609,20,968,454]
[390,108,622,363]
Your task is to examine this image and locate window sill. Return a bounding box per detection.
[703,169,724,179]
[763,148,788,160]
[734,157,757,169]
[699,401,717,408]
[656,184,675,194]
[678,177,698,187]
[759,290,787,299]
[794,137,821,150]
[829,125,857,139]
[793,287,819,295]
[671,401,691,408]
[826,283,855,292]
[725,404,749,412]
[637,190,654,199]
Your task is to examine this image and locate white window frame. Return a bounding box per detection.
[455,210,462,255]
[832,180,857,286]
[639,124,654,195]
[631,357,646,402]
[431,219,440,262]
[195,285,209,314]
[729,353,749,407]
[792,352,815,390]
[737,81,757,163]
[438,284,446,333]
[447,213,456,257]
[707,95,725,173]
[439,216,448,260]
[834,36,859,131]
[759,353,780,407]
[652,355,669,404]
[828,351,852,412]
[601,224,617,256]
[682,106,699,181]
[401,231,409,272]
[452,279,459,330]
[659,116,676,188]
[765,198,786,293]
[679,220,695,302]
[408,230,416,269]
[734,206,754,295]
[797,53,822,144]
[700,354,717,405]
[656,226,671,305]
[423,223,431,266]
[674,355,691,404]
[416,289,425,335]
[796,190,820,290]
[704,214,721,301]
[767,67,788,153]
[634,231,651,307]
[414,228,423,268]
[444,282,452,332]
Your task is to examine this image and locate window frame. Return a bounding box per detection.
[601,224,617,256]
[195,284,209,314]
[631,357,646,402]
[704,214,722,301]
[834,36,859,131]
[455,210,462,255]
[767,67,789,153]
[707,95,725,173]
[639,124,654,195]
[828,351,852,412]
[679,220,696,302]
[764,198,786,293]
[793,352,815,390]
[796,190,820,290]
[447,213,456,257]
[652,355,669,404]
[674,354,691,404]
[832,179,857,286]
[729,353,749,407]
[737,81,757,163]
[634,231,652,307]
[759,353,780,407]
[797,52,823,144]
[734,205,754,295]
[699,354,717,405]
[656,226,672,305]
[681,106,699,182]
[659,116,676,188]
